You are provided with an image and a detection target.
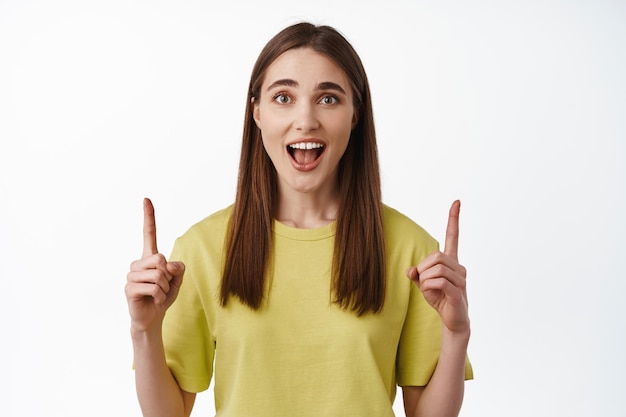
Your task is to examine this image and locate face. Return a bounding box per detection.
[253,47,356,198]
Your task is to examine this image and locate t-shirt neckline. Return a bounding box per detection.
[272,219,336,241]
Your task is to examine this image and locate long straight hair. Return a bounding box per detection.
[220,23,385,316]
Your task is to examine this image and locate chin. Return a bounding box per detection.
[284,176,324,195]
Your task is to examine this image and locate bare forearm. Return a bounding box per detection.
[409,328,469,417]
[132,326,186,417]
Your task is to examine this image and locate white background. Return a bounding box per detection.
[1,0,624,416]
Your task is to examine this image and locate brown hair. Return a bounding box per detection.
[220,22,385,315]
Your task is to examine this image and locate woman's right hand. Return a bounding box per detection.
[125,198,185,333]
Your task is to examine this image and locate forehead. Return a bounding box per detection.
[262,47,351,91]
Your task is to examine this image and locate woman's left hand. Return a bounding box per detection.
[406,200,470,334]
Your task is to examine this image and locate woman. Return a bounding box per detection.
[126,22,473,417]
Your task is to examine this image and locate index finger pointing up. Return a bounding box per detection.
[142,197,158,258]
[444,200,461,261]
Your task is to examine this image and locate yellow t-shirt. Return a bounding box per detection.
[162,205,473,416]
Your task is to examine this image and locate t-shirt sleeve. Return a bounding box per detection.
[161,238,215,393]
[395,240,474,386]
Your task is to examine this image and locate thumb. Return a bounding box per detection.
[166,262,185,294]
[166,261,186,277]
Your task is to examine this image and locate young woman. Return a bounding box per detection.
[126,22,473,417]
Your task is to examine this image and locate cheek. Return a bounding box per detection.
[331,114,355,143]
[259,132,283,162]
[256,109,290,137]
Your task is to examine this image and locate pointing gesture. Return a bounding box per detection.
[444,200,460,261]
[125,198,185,333]
[143,197,159,258]
[407,200,469,334]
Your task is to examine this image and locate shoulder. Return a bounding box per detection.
[383,205,435,242]
[174,205,233,250]
[184,205,233,235]
[382,204,439,257]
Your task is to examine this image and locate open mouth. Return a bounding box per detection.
[287,142,325,165]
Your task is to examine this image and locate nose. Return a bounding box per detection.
[293,102,320,132]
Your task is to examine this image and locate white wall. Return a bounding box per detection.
[1,0,624,416]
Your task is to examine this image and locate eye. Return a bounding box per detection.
[273,93,292,104]
[319,95,339,105]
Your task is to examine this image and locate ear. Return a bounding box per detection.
[351,109,359,130]
[252,96,261,129]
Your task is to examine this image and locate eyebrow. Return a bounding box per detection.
[265,79,348,95]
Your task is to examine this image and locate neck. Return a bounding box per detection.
[275,188,340,229]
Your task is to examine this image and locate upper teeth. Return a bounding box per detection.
[289,142,324,150]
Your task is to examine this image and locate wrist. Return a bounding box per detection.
[441,325,470,352]
[131,322,163,345]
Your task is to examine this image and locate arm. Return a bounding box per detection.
[131,325,196,417]
[403,200,470,417]
[402,328,469,417]
[125,198,195,417]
